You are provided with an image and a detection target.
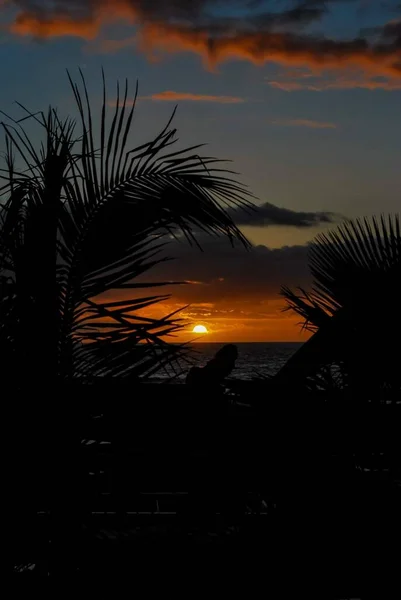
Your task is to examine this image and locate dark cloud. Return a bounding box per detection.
[229,202,338,228]
[377,19,401,48]
[363,16,401,46]
[144,234,311,304]
[206,3,328,31]
[5,0,333,30]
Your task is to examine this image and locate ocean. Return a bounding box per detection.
[157,342,303,381]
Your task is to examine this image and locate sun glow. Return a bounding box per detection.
[192,324,208,334]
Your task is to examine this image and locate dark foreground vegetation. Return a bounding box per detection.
[11,380,401,592]
[2,72,400,593]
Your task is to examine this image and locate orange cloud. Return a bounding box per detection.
[134,23,401,81]
[9,1,136,39]
[140,90,245,103]
[271,118,337,129]
[268,81,323,92]
[268,75,401,91]
[5,2,401,81]
[10,14,101,39]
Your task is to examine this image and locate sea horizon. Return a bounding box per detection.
[188,340,303,345]
[159,341,303,381]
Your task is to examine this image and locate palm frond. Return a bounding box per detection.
[0,70,254,380]
[278,214,401,397]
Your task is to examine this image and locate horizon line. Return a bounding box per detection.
[174,340,304,344]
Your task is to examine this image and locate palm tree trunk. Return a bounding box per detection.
[39,155,79,574]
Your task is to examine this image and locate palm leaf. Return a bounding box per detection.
[278,215,401,397]
[0,70,254,381]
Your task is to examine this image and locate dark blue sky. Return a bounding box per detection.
[1,1,400,340]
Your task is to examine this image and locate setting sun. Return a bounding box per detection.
[192,325,208,334]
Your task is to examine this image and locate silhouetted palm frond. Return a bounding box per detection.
[278,215,401,398]
[0,70,253,382]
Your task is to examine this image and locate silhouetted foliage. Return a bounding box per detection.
[279,215,401,399]
[0,70,253,382]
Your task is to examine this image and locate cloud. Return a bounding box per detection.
[229,202,339,228]
[267,69,401,91]
[363,17,401,46]
[140,233,312,306]
[140,90,245,103]
[98,232,314,341]
[4,1,401,81]
[5,0,331,40]
[271,118,337,129]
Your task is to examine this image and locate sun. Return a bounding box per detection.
[192,324,208,334]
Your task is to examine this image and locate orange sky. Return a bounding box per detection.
[119,228,314,342]
[135,298,311,343]
[91,226,315,343]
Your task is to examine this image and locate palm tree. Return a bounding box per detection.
[2,71,254,574]
[0,70,253,386]
[278,215,401,401]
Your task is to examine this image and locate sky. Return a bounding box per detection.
[1,0,400,342]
